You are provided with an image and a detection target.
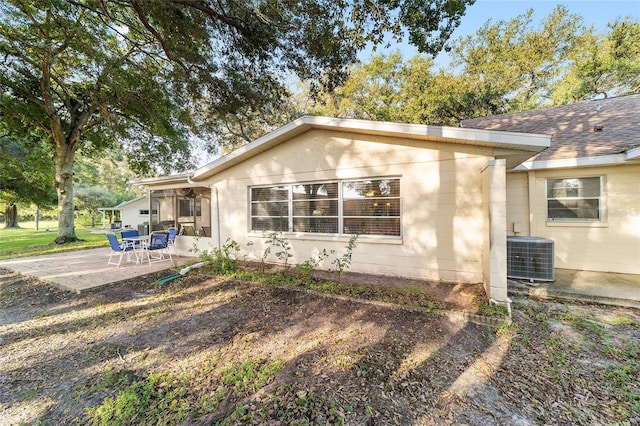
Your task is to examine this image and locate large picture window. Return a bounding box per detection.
[547,177,602,221]
[250,178,401,237]
[342,179,400,236]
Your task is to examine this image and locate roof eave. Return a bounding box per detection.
[626,146,640,161]
[513,151,640,171]
[130,173,192,187]
[191,116,551,181]
[98,195,147,211]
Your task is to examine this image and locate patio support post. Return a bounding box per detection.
[148,191,152,231]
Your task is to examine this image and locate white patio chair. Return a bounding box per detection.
[106,233,135,267]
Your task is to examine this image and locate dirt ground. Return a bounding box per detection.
[1,266,639,425]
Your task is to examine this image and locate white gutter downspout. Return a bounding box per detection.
[211,185,221,251]
[186,176,221,251]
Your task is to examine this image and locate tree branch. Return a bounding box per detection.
[173,0,252,34]
[128,0,191,75]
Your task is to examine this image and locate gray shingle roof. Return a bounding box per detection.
[461,94,640,162]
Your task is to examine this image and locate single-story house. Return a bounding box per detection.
[462,94,640,276]
[134,116,553,306]
[134,94,640,306]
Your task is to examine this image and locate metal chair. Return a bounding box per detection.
[106,233,135,267]
[182,225,196,236]
[146,232,172,264]
[121,229,140,248]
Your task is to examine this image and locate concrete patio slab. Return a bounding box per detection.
[509,268,640,309]
[2,248,195,293]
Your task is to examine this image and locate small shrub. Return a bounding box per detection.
[262,232,293,272]
[211,238,242,274]
[191,238,251,274]
[331,235,358,282]
[189,237,213,263]
[296,248,333,279]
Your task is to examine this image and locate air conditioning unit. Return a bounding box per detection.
[507,236,555,282]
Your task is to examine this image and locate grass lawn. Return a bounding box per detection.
[0,220,108,260]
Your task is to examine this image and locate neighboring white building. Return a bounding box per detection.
[99,196,153,230]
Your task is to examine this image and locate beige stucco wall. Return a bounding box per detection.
[506,164,640,274]
[201,129,501,284]
[505,172,531,236]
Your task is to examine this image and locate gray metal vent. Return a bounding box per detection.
[507,236,555,281]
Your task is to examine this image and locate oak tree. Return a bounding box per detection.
[0,0,474,243]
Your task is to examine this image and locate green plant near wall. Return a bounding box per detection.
[296,248,334,279]
[190,237,251,274]
[331,235,358,283]
[262,232,293,273]
[211,238,244,274]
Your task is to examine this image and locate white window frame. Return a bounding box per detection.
[546,176,604,222]
[249,177,402,238]
[291,182,340,234]
[341,178,401,237]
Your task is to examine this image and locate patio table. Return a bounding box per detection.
[122,235,151,264]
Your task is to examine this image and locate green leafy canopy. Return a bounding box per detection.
[0,0,474,241]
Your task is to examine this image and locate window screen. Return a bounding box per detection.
[250,186,289,232]
[292,183,339,233]
[342,179,401,236]
[547,177,602,221]
[250,178,401,236]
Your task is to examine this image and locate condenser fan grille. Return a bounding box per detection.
[507,236,555,281]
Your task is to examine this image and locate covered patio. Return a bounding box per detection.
[130,175,219,257]
[147,187,212,236]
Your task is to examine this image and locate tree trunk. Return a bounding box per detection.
[4,203,19,228]
[53,141,79,244]
[41,26,85,244]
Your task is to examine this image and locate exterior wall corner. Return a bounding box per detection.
[482,159,508,303]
